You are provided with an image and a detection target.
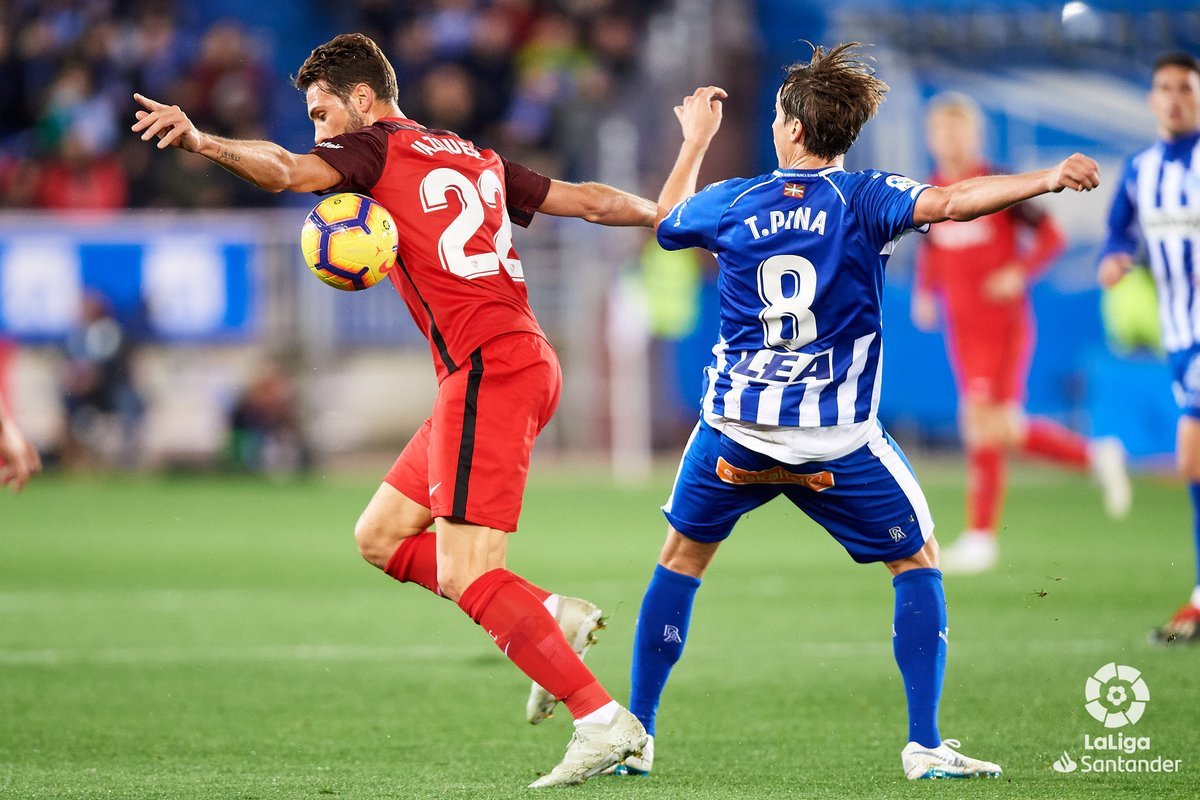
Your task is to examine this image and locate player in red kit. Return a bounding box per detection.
[131,34,652,786]
[912,93,1131,574]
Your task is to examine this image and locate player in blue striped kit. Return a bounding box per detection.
[1098,51,1200,645]
[611,43,1101,780]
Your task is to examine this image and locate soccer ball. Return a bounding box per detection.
[301,193,398,291]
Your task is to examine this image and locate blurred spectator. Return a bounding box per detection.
[32,130,128,210]
[61,293,144,469]
[0,22,33,142]
[185,21,268,139]
[0,0,656,207]
[227,364,312,475]
[417,63,481,140]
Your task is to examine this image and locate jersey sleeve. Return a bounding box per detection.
[656,181,733,252]
[856,172,931,247]
[501,157,551,228]
[308,126,389,194]
[1100,155,1140,260]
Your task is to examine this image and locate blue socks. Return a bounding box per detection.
[629,564,702,736]
[892,567,946,748]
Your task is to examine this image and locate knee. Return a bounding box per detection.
[658,527,718,579]
[887,535,939,575]
[434,563,477,603]
[660,550,708,578]
[354,513,401,570]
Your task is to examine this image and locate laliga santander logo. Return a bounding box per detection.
[1084,662,1149,728]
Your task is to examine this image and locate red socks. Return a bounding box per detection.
[383,537,602,717]
[1020,418,1090,470]
[384,531,443,595]
[967,447,1004,533]
[383,532,552,602]
[458,569,611,719]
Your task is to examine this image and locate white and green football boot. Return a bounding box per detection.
[902,738,1002,779]
[606,734,653,776]
[529,706,649,788]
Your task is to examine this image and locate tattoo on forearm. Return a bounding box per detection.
[219,150,242,163]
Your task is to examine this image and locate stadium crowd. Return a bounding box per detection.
[0,0,658,211]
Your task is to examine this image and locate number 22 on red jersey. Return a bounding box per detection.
[419,166,524,282]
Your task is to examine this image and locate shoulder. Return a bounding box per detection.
[669,175,774,221]
[844,168,925,199]
[703,174,778,207]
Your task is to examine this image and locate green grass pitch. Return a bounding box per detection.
[1,464,1197,798]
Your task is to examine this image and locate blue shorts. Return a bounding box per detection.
[662,420,933,564]
[1168,345,1200,419]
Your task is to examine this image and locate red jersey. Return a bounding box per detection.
[915,163,1064,332]
[310,118,552,379]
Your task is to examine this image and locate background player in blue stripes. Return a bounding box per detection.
[611,43,1101,780]
[1098,51,1200,645]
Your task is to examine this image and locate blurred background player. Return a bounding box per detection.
[913,92,1131,575]
[130,33,655,785]
[612,45,1100,781]
[60,292,145,470]
[1099,51,1200,644]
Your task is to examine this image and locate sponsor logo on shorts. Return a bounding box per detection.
[714,457,834,491]
[888,526,906,541]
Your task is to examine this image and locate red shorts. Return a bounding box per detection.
[945,317,1032,404]
[385,332,561,531]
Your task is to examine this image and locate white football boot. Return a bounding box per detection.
[526,596,605,724]
[902,739,1003,779]
[1090,437,1131,519]
[605,734,653,776]
[529,706,649,788]
[939,530,998,575]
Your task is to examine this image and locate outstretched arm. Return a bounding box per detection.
[538,180,658,227]
[130,93,342,193]
[913,153,1100,227]
[656,86,727,226]
[0,395,41,494]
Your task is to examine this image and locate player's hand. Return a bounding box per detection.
[1047,153,1100,193]
[910,291,939,332]
[0,417,42,494]
[1098,253,1134,289]
[983,264,1026,301]
[131,93,203,152]
[675,86,727,146]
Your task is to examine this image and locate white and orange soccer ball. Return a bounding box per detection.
[301,193,398,291]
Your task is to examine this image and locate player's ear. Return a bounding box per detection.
[791,118,804,145]
[352,82,374,112]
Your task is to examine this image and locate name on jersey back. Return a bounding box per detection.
[410,134,483,160]
[743,206,827,240]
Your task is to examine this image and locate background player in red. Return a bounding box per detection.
[911,93,1130,574]
[130,33,652,787]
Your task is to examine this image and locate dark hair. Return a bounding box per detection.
[778,42,888,160]
[1153,50,1200,76]
[294,33,399,105]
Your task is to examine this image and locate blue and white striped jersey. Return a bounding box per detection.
[658,166,929,429]
[1102,130,1200,354]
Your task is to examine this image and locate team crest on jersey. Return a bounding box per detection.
[783,182,805,199]
[885,174,919,192]
[715,457,834,491]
